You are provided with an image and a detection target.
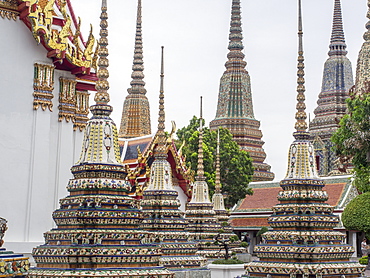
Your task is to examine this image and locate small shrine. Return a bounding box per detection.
[245,1,365,277]
[140,46,208,276]
[185,99,239,259]
[28,1,173,277]
[0,218,29,277]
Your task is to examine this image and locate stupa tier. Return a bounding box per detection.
[309,0,353,176]
[119,0,151,139]
[29,1,173,277]
[209,0,274,182]
[245,1,364,276]
[0,218,29,277]
[140,46,208,273]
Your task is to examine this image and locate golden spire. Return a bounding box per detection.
[294,0,308,138]
[196,96,205,181]
[76,0,121,165]
[283,0,319,180]
[94,0,110,106]
[146,46,175,191]
[154,46,167,160]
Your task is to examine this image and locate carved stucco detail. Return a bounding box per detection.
[33,63,55,112]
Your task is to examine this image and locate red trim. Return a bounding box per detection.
[76,82,96,91]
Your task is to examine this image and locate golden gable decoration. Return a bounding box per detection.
[19,0,96,71]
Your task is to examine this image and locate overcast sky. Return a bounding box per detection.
[72,0,367,181]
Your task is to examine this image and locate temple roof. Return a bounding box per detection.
[231,175,358,229]
[119,134,153,162]
[16,0,98,89]
[118,133,192,198]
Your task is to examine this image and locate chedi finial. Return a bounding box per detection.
[329,0,347,56]
[196,96,205,181]
[294,0,308,139]
[155,46,167,159]
[92,0,110,108]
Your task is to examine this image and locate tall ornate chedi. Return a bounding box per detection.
[309,0,353,176]
[140,47,208,274]
[246,1,365,277]
[29,2,173,277]
[210,0,274,182]
[119,0,151,138]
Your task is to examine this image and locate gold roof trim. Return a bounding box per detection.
[0,0,18,20]
[19,0,96,71]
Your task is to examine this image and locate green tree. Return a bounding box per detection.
[332,93,370,193]
[341,192,370,239]
[176,116,253,207]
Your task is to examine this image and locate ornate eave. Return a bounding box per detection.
[0,0,18,20]
[18,0,98,82]
[119,132,193,199]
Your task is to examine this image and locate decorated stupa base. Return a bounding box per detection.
[246,144,365,277]
[245,177,364,277]
[29,163,173,277]
[186,202,239,259]
[0,218,29,277]
[141,187,208,271]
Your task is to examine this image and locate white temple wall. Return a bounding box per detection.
[173,184,188,212]
[0,18,84,253]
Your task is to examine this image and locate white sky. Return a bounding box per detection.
[72,0,367,181]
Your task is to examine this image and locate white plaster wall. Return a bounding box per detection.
[0,17,84,253]
[173,184,188,212]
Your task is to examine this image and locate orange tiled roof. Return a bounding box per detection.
[236,177,349,212]
[231,217,269,228]
[238,187,280,210]
[325,182,346,207]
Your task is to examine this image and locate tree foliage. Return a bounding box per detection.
[176,116,253,208]
[332,94,370,193]
[341,192,370,239]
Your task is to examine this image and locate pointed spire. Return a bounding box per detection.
[154,46,167,160]
[129,0,146,93]
[329,0,347,56]
[212,128,226,212]
[225,0,247,71]
[353,0,370,97]
[215,128,221,194]
[364,0,370,42]
[294,0,308,139]
[146,46,175,191]
[196,96,205,181]
[76,0,121,165]
[284,0,319,180]
[94,0,110,108]
[118,0,151,138]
